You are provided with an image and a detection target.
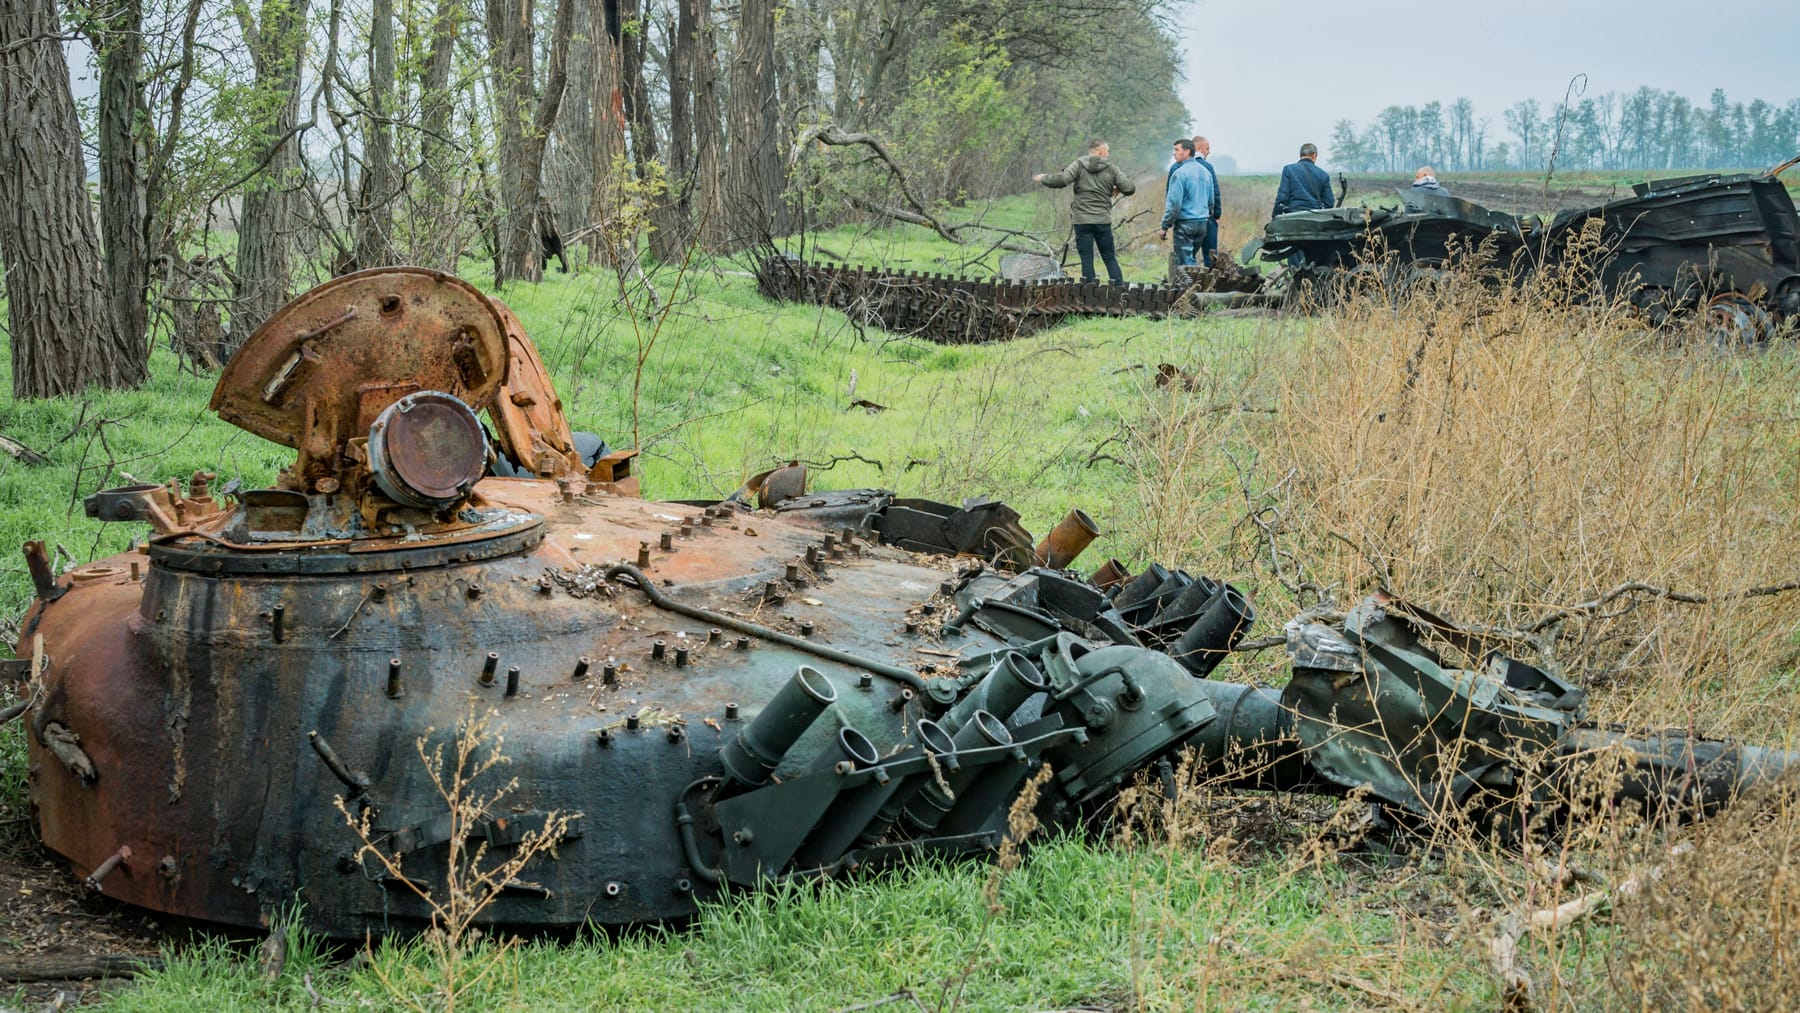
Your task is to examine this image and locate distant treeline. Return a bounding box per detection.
[1328,88,1800,174]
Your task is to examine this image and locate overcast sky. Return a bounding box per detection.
[1178,0,1800,172]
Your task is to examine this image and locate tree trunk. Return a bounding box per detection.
[778,4,820,131]
[232,0,312,343]
[647,0,697,262]
[354,0,398,267]
[416,0,461,270]
[618,0,658,182]
[95,0,151,381]
[690,0,726,249]
[0,0,137,398]
[726,0,786,246]
[587,0,626,266]
[556,0,595,245]
[485,0,575,287]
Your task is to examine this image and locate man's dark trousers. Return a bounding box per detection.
[1171,220,1207,268]
[1199,220,1218,268]
[1074,223,1124,285]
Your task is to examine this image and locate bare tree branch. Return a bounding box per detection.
[1525,578,1800,633]
[795,123,1050,256]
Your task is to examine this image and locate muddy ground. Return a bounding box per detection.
[0,835,163,1010]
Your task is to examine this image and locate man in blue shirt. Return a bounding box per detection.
[1273,142,1334,216]
[1160,139,1214,270]
[1193,136,1222,267]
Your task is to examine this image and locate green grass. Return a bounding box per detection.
[8,178,1798,1010]
[81,838,1497,1012]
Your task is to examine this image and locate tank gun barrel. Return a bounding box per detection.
[1558,726,1800,812]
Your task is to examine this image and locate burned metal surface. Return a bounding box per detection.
[209,268,509,493]
[1544,170,1800,319]
[1257,163,1800,325]
[9,269,1799,938]
[1257,189,1533,274]
[488,298,585,481]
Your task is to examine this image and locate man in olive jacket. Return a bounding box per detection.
[1035,139,1136,285]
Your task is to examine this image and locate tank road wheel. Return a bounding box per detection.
[1777,278,1800,327]
[1397,259,1451,303]
[1330,261,1401,307]
[1704,291,1774,350]
[1281,265,1338,311]
[1628,286,1676,328]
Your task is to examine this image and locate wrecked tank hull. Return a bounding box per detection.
[1257,189,1533,272]
[1544,170,1800,320]
[11,267,1797,938]
[1256,165,1800,327]
[23,487,1269,934]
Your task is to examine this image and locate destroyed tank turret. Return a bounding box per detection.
[8,268,1795,937]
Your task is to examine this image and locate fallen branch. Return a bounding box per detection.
[1484,841,1694,1010]
[1526,579,1800,633]
[1082,432,1124,469]
[0,954,162,982]
[1327,969,1414,1009]
[841,195,1048,257]
[0,433,47,465]
[1231,635,1287,653]
[1326,529,1393,591]
[793,124,1048,256]
[786,450,885,474]
[793,125,933,227]
[831,988,930,1013]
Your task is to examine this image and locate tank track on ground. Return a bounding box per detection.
[755,254,1188,343]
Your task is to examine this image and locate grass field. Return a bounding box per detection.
[6,175,1800,1010]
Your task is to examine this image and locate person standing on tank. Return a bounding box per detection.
[1161,138,1213,270]
[1034,138,1136,286]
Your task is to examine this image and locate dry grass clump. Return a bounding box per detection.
[1594,778,1800,1009]
[1131,234,1800,734]
[1106,755,1481,1011]
[1111,236,1800,1007]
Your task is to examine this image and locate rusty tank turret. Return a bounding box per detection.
[8,268,1795,937]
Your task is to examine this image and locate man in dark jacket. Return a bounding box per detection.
[1193,136,1222,267]
[1273,142,1334,217]
[1035,139,1136,285]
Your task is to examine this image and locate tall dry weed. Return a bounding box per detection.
[1112,240,1800,1008]
[1131,237,1800,735]
[1596,778,1800,1009]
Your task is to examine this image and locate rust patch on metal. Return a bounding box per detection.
[489,299,584,480]
[209,268,508,493]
